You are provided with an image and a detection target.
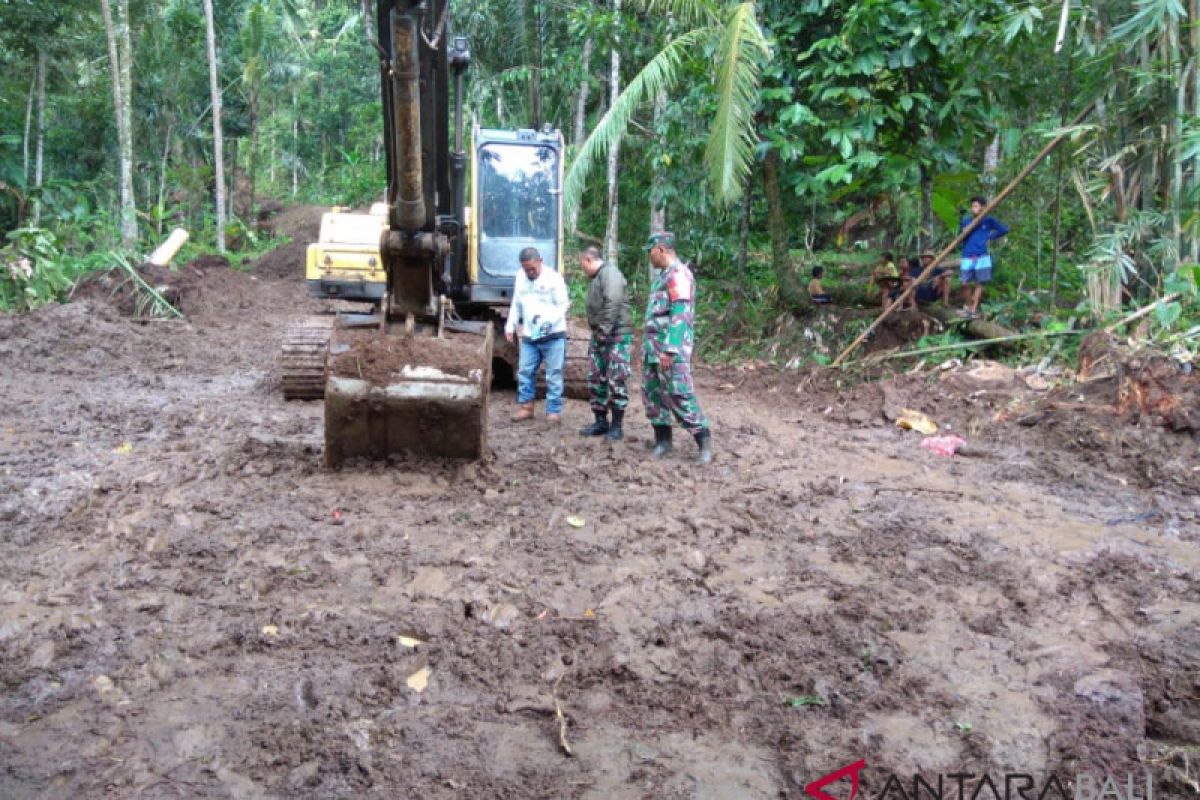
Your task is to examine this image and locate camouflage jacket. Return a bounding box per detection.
[643,259,696,363]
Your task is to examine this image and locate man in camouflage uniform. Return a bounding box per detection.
[641,231,713,464]
[578,245,633,440]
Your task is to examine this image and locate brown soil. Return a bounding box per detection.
[70,256,273,318]
[329,329,488,383]
[252,204,326,279]
[1,208,1197,798]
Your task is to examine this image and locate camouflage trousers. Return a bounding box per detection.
[641,356,710,434]
[588,332,633,412]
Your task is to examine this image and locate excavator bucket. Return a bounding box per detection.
[323,326,493,467]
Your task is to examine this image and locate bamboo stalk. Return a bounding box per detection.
[832,102,1096,367]
[842,329,1088,367]
[1103,293,1182,334]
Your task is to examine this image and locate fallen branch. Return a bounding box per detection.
[552,673,573,757]
[832,102,1096,367]
[874,487,964,497]
[1103,293,1182,334]
[114,254,183,319]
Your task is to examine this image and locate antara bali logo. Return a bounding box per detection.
[806,759,867,800]
[804,759,1155,800]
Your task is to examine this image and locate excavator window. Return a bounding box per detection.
[477,143,560,279]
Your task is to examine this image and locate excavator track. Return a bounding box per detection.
[281,316,335,400]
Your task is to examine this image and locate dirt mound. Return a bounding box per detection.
[1077,331,1200,431]
[271,204,325,242]
[71,256,272,319]
[253,239,308,279]
[0,299,141,368]
[329,329,488,382]
[251,205,326,279]
[707,352,1200,494]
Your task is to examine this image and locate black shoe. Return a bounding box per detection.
[693,429,714,465]
[579,410,609,436]
[652,425,673,458]
[606,409,625,441]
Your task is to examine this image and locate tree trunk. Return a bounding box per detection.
[568,37,592,236]
[602,0,621,267]
[32,49,46,226]
[101,0,124,218]
[1170,15,1185,270]
[117,0,137,246]
[735,177,752,304]
[762,148,804,308]
[568,38,593,236]
[229,137,239,220]
[157,121,173,237]
[573,39,593,148]
[983,133,1000,183]
[203,0,226,253]
[918,161,933,252]
[292,89,299,198]
[1050,50,1074,305]
[22,72,34,185]
[249,102,258,222]
[1191,0,1200,262]
[649,86,667,234]
[1139,37,1155,212]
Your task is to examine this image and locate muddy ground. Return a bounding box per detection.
[2,210,1198,799]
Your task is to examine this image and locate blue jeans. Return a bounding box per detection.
[517,336,565,413]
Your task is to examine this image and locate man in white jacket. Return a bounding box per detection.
[505,247,569,422]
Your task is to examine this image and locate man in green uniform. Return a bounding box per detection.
[579,245,633,440]
[641,231,713,464]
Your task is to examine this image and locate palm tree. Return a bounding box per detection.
[564,0,770,217]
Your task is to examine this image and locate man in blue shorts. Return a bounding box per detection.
[958,196,1008,317]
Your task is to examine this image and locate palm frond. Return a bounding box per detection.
[273,0,309,45]
[622,0,719,28]
[563,27,711,219]
[704,2,770,205]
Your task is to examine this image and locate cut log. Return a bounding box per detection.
[148,228,190,267]
[925,306,1018,343]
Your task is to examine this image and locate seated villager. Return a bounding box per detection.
[870,251,902,310]
[809,266,833,304]
[910,250,952,307]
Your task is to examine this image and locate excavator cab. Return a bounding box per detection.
[468,127,564,305]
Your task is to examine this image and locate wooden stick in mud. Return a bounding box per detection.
[832,103,1096,367]
[553,673,573,757]
[1103,293,1182,334]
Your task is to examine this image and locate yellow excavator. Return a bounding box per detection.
[281,0,581,465]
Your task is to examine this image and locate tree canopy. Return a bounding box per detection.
[0,0,1196,341]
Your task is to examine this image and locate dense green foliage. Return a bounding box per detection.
[1,0,1196,359]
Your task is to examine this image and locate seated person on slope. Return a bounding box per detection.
[809,266,833,305]
[871,251,901,310]
[909,250,952,307]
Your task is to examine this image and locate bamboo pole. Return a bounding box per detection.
[1103,293,1182,334]
[832,102,1096,367]
[842,328,1088,367]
